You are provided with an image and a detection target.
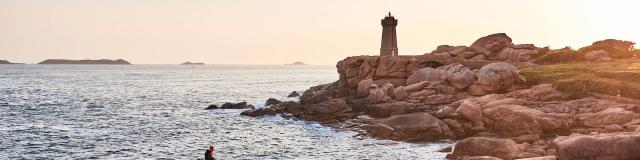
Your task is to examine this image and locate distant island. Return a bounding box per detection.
[286,61,306,65]
[38,59,131,65]
[181,62,205,65]
[0,60,23,64]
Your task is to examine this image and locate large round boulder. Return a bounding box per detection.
[438,63,476,89]
[477,62,524,92]
[471,33,513,52]
[356,79,374,98]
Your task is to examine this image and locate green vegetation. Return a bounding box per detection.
[520,59,640,99]
[631,49,640,56]
[533,49,583,64]
[533,45,633,64]
[577,45,629,58]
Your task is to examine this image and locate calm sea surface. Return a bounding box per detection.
[0,65,450,159]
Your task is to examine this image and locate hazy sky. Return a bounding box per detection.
[2,0,640,64]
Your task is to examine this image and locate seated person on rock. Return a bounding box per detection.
[204,145,215,160]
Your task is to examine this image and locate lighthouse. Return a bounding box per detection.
[380,12,398,56]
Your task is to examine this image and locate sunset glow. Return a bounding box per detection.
[1,0,640,64]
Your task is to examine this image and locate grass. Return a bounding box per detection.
[520,59,640,99]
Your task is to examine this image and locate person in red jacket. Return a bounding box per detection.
[204,145,215,160]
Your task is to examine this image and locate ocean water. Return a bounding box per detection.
[0,65,451,159]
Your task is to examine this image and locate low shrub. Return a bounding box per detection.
[631,49,640,57]
[533,50,583,64]
[577,45,629,58]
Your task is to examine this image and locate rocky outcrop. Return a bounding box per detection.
[335,54,493,99]
[299,99,353,122]
[240,108,276,117]
[476,62,525,92]
[205,102,255,109]
[287,91,300,97]
[456,100,483,122]
[365,101,417,118]
[577,107,637,127]
[243,33,640,160]
[471,33,513,52]
[299,82,342,105]
[447,137,521,160]
[439,63,476,89]
[505,84,563,101]
[38,59,131,65]
[431,33,544,62]
[362,112,454,141]
[242,99,353,123]
[265,98,282,106]
[356,79,374,97]
[483,105,544,137]
[551,132,640,160]
[456,156,503,160]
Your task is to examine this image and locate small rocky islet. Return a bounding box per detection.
[286,61,306,65]
[38,59,131,65]
[236,33,640,160]
[0,60,23,64]
[181,62,205,65]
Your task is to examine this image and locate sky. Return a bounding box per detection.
[1,0,640,64]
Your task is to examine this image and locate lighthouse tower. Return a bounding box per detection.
[380,12,398,56]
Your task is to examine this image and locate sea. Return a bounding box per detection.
[0,64,451,159]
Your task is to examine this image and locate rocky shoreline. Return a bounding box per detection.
[240,33,640,160]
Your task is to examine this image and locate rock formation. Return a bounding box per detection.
[287,91,300,97]
[446,137,521,160]
[551,132,640,160]
[362,112,454,141]
[240,33,640,160]
[430,33,544,62]
[264,98,282,106]
[205,102,255,109]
